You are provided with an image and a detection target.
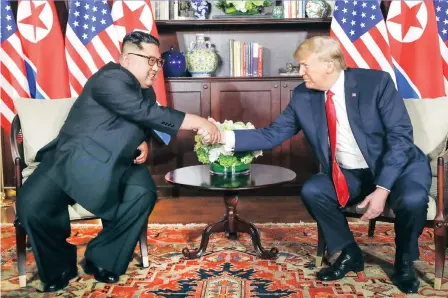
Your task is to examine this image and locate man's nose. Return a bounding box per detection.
[299,66,305,76]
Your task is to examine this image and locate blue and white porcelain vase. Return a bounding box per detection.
[185,34,218,77]
[162,46,187,77]
[190,0,209,19]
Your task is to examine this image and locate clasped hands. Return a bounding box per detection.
[196,117,223,145]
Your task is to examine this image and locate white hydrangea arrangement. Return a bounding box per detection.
[194,120,262,168]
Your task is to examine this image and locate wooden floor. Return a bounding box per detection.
[1,195,314,224]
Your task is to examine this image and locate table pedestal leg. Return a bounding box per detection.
[182,192,278,260]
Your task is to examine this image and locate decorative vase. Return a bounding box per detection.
[162,46,187,77]
[185,34,218,77]
[305,0,330,18]
[189,0,210,19]
[210,170,251,188]
[209,162,251,176]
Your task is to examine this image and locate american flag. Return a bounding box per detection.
[65,0,120,96]
[330,0,396,85]
[435,0,448,94]
[0,0,30,133]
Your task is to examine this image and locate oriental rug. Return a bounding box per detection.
[1,222,447,297]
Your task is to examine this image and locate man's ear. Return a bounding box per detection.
[120,53,129,66]
[326,60,335,73]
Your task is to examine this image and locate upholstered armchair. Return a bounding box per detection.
[11,98,149,287]
[315,97,448,289]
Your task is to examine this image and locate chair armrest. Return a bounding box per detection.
[14,157,23,194]
[435,151,448,222]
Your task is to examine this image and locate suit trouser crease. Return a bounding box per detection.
[300,167,429,260]
[85,184,155,275]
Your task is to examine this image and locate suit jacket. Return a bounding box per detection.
[234,68,429,191]
[36,62,185,220]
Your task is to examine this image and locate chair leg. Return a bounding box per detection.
[434,223,446,289]
[139,219,149,268]
[316,228,326,268]
[14,220,27,287]
[368,219,376,238]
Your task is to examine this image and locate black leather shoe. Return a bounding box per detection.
[317,245,364,281]
[84,259,119,283]
[43,266,78,292]
[392,259,419,294]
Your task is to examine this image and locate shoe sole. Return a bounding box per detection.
[317,263,365,281]
[83,261,118,284]
[44,269,78,292]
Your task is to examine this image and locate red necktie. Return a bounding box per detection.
[325,90,349,207]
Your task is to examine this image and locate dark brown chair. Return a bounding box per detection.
[315,152,448,289]
[10,115,150,287]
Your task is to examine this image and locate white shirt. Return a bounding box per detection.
[224,71,368,170]
[327,71,368,169]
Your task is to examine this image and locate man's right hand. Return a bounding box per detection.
[198,118,221,144]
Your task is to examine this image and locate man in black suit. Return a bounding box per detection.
[16,31,220,292]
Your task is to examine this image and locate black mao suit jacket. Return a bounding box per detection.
[36,62,185,220]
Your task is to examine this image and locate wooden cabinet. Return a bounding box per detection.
[149,80,210,178]
[210,80,281,166]
[149,77,319,191]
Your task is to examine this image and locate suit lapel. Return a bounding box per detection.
[310,91,330,169]
[344,70,369,166]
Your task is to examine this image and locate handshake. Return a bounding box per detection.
[196,117,225,145]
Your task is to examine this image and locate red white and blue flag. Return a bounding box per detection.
[435,0,448,95]
[0,0,30,133]
[387,0,445,98]
[330,0,396,85]
[65,0,121,96]
[16,0,70,99]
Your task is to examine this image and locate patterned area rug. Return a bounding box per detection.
[1,222,447,297]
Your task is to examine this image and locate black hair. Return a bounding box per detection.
[121,31,160,51]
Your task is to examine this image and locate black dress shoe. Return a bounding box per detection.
[392,259,419,294]
[84,259,119,283]
[317,244,364,281]
[43,266,78,292]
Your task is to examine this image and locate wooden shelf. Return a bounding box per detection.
[165,76,303,82]
[156,18,331,32]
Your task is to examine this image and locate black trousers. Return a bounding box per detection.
[300,162,430,261]
[16,163,156,283]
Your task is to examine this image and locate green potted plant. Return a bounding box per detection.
[215,0,273,15]
[194,120,263,175]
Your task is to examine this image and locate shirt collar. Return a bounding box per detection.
[329,70,344,95]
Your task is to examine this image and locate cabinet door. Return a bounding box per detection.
[149,81,211,177]
[280,80,319,185]
[210,80,281,165]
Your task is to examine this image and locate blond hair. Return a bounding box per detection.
[293,36,347,70]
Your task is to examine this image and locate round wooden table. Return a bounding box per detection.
[165,164,296,260]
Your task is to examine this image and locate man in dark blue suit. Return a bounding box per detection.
[16,31,220,292]
[202,36,431,293]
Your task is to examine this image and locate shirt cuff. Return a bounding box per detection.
[376,185,390,192]
[223,130,235,152]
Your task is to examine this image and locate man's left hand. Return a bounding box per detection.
[134,141,149,164]
[358,188,389,220]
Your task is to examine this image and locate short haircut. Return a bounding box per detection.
[293,36,347,70]
[121,31,160,52]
